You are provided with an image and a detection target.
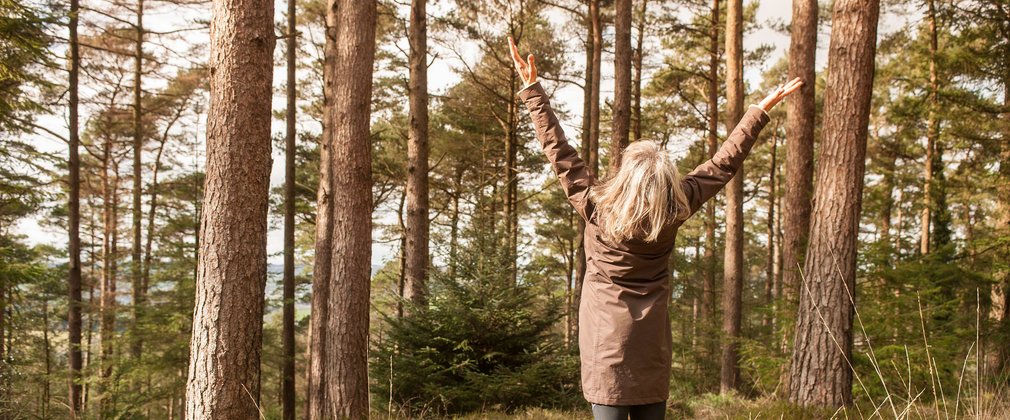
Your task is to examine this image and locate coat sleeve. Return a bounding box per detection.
[519,81,596,221]
[681,105,771,217]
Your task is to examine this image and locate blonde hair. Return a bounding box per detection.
[589,141,690,243]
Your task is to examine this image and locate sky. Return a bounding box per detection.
[16,0,920,271]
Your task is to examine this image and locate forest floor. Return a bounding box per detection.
[373,392,1010,419]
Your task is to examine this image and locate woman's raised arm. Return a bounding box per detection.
[680,78,804,216]
[511,38,596,221]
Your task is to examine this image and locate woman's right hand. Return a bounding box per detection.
[509,37,537,88]
[758,77,804,112]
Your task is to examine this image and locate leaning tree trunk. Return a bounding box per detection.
[787,0,879,407]
[184,0,275,416]
[404,0,429,308]
[316,1,377,418]
[281,0,297,417]
[610,0,632,172]
[782,0,817,305]
[67,0,83,414]
[720,0,744,394]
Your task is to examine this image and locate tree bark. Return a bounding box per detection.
[42,299,51,418]
[610,0,632,171]
[720,0,744,393]
[920,0,940,255]
[100,166,120,416]
[317,1,377,417]
[631,0,648,142]
[306,112,332,419]
[701,0,719,378]
[765,131,778,329]
[995,76,1010,375]
[68,0,84,414]
[282,0,298,418]
[574,0,602,349]
[787,0,879,406]
[184,0,275,416]
[782,0,817,304]
[130,0,145,362]
[404,0,429,308]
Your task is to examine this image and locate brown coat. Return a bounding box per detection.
[518,82,770,405]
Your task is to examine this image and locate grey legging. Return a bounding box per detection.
[590,401,666,420]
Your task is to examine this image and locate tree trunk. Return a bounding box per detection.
[318,1,377,417]
[142,132,169,311]
[994,77,1010,375]
[787,0,878,406]
[396,187,407,319]
[574,5,592,346]
[282,0,298,418]
[306,117,332,419]
[610,0,632,171]
[631,0,648,142]
[99,144,119,416]
[305,16,340,412]
[589,0,601,178]
[184,0,275,416]
[130,0,145,362]
[720,0,744,393]
[404,0,429,308]
[505,25,521,284]
[878,139,896,247]
[701,0,719,380]
[42,298,52,418]
[782,0,817,305]
[920,0,940,255]
[574,0,602,348]
[765,130,778,329]
[68,0,84,414]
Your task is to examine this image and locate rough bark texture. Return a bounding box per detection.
[610,0,632,172]
[282,0,297,417]
[787,0,879,407]
[130,0,145,361]
[404,0,429,308]
[307,8,336,416]
[184,0,275,416]
[701,0,719,376]
[306,113,332,419]
[67,0,83,414]
[720,0,744,394]
[318,1,377,417]
[782,0,817,303]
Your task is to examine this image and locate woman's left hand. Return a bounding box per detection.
[758,77,804,112]
[509,37,537,88]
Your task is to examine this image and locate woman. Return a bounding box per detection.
[509,38,803,420]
